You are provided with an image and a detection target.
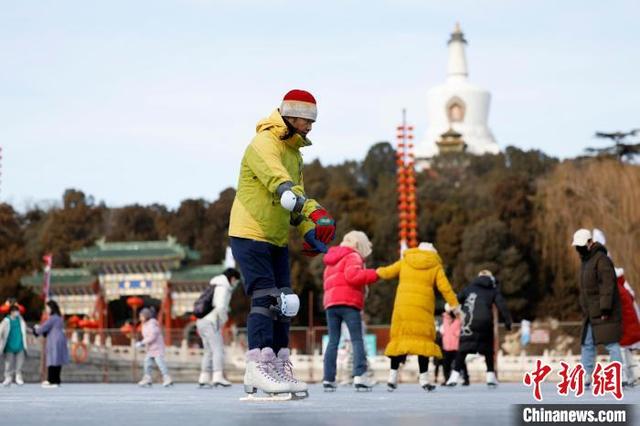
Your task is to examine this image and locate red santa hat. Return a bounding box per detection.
[280,89,317,121]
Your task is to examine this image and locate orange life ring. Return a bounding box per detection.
[71,342,89,363]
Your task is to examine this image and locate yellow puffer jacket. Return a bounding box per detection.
[377,248,459,358]
[229,110,322,247]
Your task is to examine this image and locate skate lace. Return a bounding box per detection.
[258,360,280,382]
[277,360,299,383]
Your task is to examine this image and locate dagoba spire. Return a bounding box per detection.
[447,22,468,80]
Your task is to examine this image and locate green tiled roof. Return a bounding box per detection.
[170,265,227,283]
[21,268,96,287]
[71,236,200,264]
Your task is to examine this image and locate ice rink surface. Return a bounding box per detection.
[0,383,637,426]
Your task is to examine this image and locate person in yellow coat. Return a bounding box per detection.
[376,242,460,392]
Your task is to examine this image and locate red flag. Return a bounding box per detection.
[42,254,53,300]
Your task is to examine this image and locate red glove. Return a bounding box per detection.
[309,209,336,244]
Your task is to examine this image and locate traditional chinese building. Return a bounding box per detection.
[21,237,226,339]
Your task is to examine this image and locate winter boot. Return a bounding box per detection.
[274,348,308,398]
[15,374,24,386]
[387,369,399,392]
[419,372,436,392]
[162,375,174,387]
[353,374,376,391]
[198,371,211,388]
[445,370,461,387]
[212,371,232,388]
[243,348,290,395]
[486,372,498,388]
[137,375,152,387]
[2,377,11,387]
[323,380,337,392]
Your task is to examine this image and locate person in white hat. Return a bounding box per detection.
[571,228,623,387]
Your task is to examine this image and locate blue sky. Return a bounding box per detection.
[2,0,639,208]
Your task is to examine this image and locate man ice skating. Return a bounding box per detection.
[571,229,623,386]
[229,89,336,399]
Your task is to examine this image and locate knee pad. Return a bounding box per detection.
[250,287,299,321]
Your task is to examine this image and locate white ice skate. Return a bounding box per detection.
[241,348,291,402]
[212,371,232,388]
[274,348,308,399]
[162,375,174,387]
[41,381,60,388]
[419,372,436,392]
[198,372,212,388]
[445,370,461,387]
[137,375,152,387]
[15,374,24,386]
[323,381,337,392]
[486,372,498,388]
[2,377,11,387]
[387,369,398,392]
[353,374,376,392]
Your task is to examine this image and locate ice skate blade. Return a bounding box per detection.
[487,383,498,389]
[355,385,373,392]
[323,387,337,393]
[198,383,213,389]
[422,384,436,392]
[138,383,152,388]
[387,384,397,392]
[291,391,309,400]
[213,382,232,388]
[240,393,293,402]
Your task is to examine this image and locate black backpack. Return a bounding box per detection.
[193,285,215,319]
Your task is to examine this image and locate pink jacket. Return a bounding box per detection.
[141,318,165,357]
[441,313,461,351]
[323,246,378,311]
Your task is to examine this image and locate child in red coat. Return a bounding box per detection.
[322,231,378,391]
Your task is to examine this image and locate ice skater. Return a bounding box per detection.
[229,89,335,399]
[136,307,173,387]
[439,304,461,386]
[376,242,460,392]
[321,230,379,392]
[33,300,70,388]
[446,270,512,387]
[0,304,28,386]
[195,267,241,388]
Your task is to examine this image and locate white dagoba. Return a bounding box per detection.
[417,23,499,161]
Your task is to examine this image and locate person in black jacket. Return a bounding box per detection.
[445,270,512,387]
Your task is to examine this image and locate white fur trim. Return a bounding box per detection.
[280,100,317,121]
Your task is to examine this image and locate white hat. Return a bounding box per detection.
[572,229,592,246]
[418,242,438,253]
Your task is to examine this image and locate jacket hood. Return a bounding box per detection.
[471,275,495,289]
[323,246,357,266]
[256,110,312,149]
[402,248,442,270]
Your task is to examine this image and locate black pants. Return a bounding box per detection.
[454,347,495,373]
[442,350,457,382]
[48,366,62,384]
[390,355,429,374]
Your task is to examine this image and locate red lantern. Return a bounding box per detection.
[0,301,25,315]
[67,315,81,328]
[126,297,144,310]
[120,323,133,336]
